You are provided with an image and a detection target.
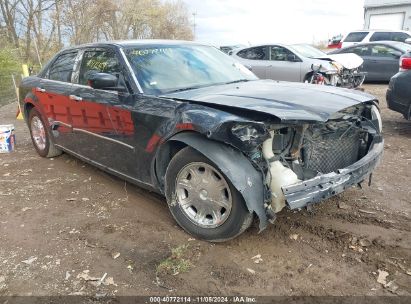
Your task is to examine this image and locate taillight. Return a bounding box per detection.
[400,57,411,71]
[337,42,342,49]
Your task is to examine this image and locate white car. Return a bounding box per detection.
[230,43,364,87]
[340,30,411,48]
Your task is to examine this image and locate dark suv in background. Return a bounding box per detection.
[387,52,411,120]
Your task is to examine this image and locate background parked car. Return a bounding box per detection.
[387,52,411,120]
[338,30,411,48]
[220,44,246,54]
[328,34,343,49]
[231,44,338,83]
[231,43,363,86]
[330,41,411,81]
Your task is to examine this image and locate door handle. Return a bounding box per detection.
[69,95,83,102]
[35,87,46,93]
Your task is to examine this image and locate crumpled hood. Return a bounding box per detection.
[162,80,376,122]
[316,53,364,70]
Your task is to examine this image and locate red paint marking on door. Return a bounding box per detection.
[145,134,162,153]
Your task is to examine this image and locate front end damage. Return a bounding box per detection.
[256,102,383,218]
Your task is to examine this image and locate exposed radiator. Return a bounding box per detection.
[302,122,363,174]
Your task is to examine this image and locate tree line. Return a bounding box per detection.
[0,0,194,68]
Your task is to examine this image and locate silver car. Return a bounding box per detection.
[231,44,344,84]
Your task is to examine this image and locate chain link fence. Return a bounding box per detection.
[0,74,19,107]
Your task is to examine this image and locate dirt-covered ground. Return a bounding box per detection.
[0,84,410,297]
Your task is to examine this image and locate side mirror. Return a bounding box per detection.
[87,73,121,91]
[405,38,411,44]
[287,54,299,62]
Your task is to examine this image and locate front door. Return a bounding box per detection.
[235,46,269,78]
[266,45,301,82]
[368,44,402,81]
[69,48,137,176]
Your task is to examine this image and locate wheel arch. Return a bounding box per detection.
[24,102,35,123]
[303,71,313,82]
[154,131,268,231]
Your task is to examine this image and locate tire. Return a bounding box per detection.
[28,108,62,158]
[352,74,365,88]
[165,147,253,242]
[304,72,313,83]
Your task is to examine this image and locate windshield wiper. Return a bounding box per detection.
[165,86,203,94]
[223,79,250,85]
[164,79,251,94]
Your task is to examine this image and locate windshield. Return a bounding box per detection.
[290,44,327,58]
[124,44,257,95]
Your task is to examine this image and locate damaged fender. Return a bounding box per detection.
[167,132,268,231]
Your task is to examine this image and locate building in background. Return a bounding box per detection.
[364,0,411,30]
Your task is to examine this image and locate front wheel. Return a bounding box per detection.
[165,147,253,242]
[352,74,365,88]
[28,108,62,158]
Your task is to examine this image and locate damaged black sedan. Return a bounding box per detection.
[19,40,383,241]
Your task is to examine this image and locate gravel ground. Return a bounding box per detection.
[0,84,410,297]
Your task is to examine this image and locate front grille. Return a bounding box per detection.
[302,123,363,174]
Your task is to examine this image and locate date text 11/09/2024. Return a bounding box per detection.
[149,296,257,303]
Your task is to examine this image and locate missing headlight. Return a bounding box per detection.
[370,105,382,133]
[231,123,269,147]
[231,124,260,142]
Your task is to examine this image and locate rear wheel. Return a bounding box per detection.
[165,147,253,242]
[28,108,62,158]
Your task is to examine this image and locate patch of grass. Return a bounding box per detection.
[156,244,192,275]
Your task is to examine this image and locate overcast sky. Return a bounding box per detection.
[185,0,365,46]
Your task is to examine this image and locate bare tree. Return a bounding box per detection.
[1,0,194,65]
[0,0,21,47]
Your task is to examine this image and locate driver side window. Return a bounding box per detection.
[349,45,371,56]
[79,49,125,87]
[370,45,400,58]
[270,46,293,61]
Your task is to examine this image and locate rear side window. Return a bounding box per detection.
[391,32,410,42]
[369,32,392,41]
[237,46,268,60]
[79,49,122,85]
[344,32,369,42]
[370,32,410,42]
[48,52,77,82]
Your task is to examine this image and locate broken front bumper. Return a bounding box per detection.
[283,137,384,210]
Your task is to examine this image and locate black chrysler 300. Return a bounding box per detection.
[19,40,384,241]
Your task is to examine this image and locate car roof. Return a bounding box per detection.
[233,43,288,53]
[60,39,208,51]
[343,41,408,47]
[346,29,410,33]
[329,40,410,54]
[363,40,406,45]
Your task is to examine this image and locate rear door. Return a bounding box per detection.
[266,45,301,82]
[235,46,269,78]
[37,51,79,150]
